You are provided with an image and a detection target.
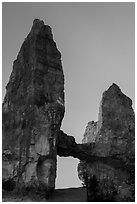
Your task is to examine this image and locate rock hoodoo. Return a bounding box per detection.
[2,19,65,192]
[78,83,135,201]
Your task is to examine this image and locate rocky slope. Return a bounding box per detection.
[78,83,135,201]
[2,19,65,193]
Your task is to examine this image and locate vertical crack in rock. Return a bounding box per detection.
[2,19,65,192]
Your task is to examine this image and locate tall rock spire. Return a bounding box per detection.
[79,83,135,201]
[2,19,65,192]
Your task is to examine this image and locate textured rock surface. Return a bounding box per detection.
[2,18,135,201]
[78,83,135,201]
[2,19,65,192]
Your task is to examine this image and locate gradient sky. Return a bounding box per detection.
[2,2,135,189]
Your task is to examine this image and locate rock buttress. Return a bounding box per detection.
[78,83,135,201]
[2,19,65,192]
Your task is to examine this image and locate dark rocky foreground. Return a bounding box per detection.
[2,19,135,201]
[3,187,87,202]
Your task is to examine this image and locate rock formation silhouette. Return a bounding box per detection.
[2,19,135,201]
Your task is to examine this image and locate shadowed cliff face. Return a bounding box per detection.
[2,19,65,191]
[77,84,135,202]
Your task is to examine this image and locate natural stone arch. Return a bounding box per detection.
[2,19,134,201]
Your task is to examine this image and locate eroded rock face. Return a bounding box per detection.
[3,19,135,201]
[78,83,135,201]
[2,19,65,192]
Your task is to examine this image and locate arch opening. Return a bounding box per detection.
[55,156,82,189]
